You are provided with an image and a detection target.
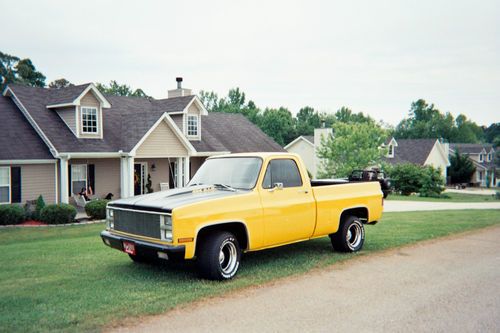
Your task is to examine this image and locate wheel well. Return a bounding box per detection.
[196,222,249,254]
[341,207,368,223]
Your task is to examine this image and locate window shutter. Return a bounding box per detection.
[11,167,21,203]
[68,164,72,195]
[88,164,95,193]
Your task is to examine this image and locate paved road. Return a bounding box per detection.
[384,200,500,212]
[109,226,500,333]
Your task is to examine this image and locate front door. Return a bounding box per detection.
[134,162,148,195]
[259,158,316,247]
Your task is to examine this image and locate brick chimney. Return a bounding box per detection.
[168,77,192,98]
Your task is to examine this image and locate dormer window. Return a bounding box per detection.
[487,153,492,162]
[187,115,199,136]
[388,144,394,157]
[81,107,98,134]
[479,154,483,162]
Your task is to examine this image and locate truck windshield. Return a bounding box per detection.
[189,157,262,190]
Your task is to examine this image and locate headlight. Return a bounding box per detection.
[106,209,114,229]
[161,215,172,242]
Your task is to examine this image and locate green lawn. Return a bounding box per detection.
[1,210,499,332]
[387,192,499,202]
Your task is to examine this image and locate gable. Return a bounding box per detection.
[80,90,100,107]
[135,120,188,157]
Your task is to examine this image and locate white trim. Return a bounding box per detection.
[133,162,148,195]
[0,159,57,165]
[54,163,59,204]
[46,102,74,108]
[57,152,125,158]
[191,151,231,157]
[75,106,80,136]
[70,164,87,196]
[130,113,196,155]
[80,106,99,135]
[3,87,59,157]
[182,96,208,116]
[187,114,200,137]
[0,166,11,204]
[284,136,314,150]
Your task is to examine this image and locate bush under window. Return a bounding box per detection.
[40,204,77,224]
[85,199,109,220]
[388,163,445,197]
[0,205,25,225]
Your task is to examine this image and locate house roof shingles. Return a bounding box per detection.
[0,95,53,160]
[3,84,284,156]
[384,138,437,165]
[450,143,494,154]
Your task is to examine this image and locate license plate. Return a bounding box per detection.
[123,241,136,255]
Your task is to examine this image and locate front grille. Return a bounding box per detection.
[113,209,161,239]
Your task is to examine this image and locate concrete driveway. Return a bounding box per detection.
[384,200,500,212]
[108,226,500,333]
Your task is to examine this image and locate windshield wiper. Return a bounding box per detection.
[213,183,237,192]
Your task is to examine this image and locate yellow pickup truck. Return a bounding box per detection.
[101,153,384,280]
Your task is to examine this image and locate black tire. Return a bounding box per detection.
[197,231,241,280]
[330,215,365,252]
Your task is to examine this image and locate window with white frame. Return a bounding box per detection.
[71,164,87,195]
[487,153,492,161]
[81,107,98,134]
[479,154,483,162]
[187,115,199,136]
[0,167,10,204]
[388,144,394,157]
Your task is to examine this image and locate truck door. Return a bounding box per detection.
[259,158,316,247]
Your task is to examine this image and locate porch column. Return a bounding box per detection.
[127,156,134,197]
[59,157,69,204]
[183,156,190,186]
[120,157,128,198]
[176,157,183,188]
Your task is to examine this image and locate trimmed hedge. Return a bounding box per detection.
[84,199,109,220]
[0,205,25,225]
[40,204,77,225]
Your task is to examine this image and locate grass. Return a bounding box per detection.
[387,191,499,202]
[1,210,499,332]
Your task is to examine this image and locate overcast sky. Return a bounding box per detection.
[3,0,499,126]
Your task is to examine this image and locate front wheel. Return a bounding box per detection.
[330,215,365,252]
[197,231,241,280]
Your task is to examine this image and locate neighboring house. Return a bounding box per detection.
[382,138,450,178]
[0,79,284,205]
[449,143,496,187]
[284,128,333,178]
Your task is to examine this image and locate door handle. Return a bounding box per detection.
[298,190,309,194]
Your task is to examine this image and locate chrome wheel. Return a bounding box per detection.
[219,239,238,277]
[346,222,362,249]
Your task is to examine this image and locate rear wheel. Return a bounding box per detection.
[330,215,365,252]
[197,231,241,280]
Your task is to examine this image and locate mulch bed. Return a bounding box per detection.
[20,220,48,226]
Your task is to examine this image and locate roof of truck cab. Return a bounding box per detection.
[207,152,300,159]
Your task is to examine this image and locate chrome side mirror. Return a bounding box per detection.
[269,182,283,192]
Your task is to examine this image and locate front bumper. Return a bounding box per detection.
[100,230,185,260]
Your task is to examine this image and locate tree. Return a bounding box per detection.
[317,122,388,178]
[484,123,500,146]
[199,90,220,112]
[96,80,149,97]
[447,150,476,184]
[48,78,73,89]
[295,106,321,136]
[1,51,46,91]
[259,107,296,146]
[394,99,483,143]
[334,106,374,124]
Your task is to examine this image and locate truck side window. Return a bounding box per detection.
[262,159,303,189]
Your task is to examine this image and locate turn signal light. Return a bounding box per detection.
[178,237,194,243]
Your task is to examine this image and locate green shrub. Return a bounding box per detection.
[0,205,25,225]
[496,191,500,200]
[388,163,445,197]
[419,166,445,197]
[40,204,77,225]
[35,195,45,220]
[84,199,109,220]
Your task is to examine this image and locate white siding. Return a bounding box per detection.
[286,139,316,178]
